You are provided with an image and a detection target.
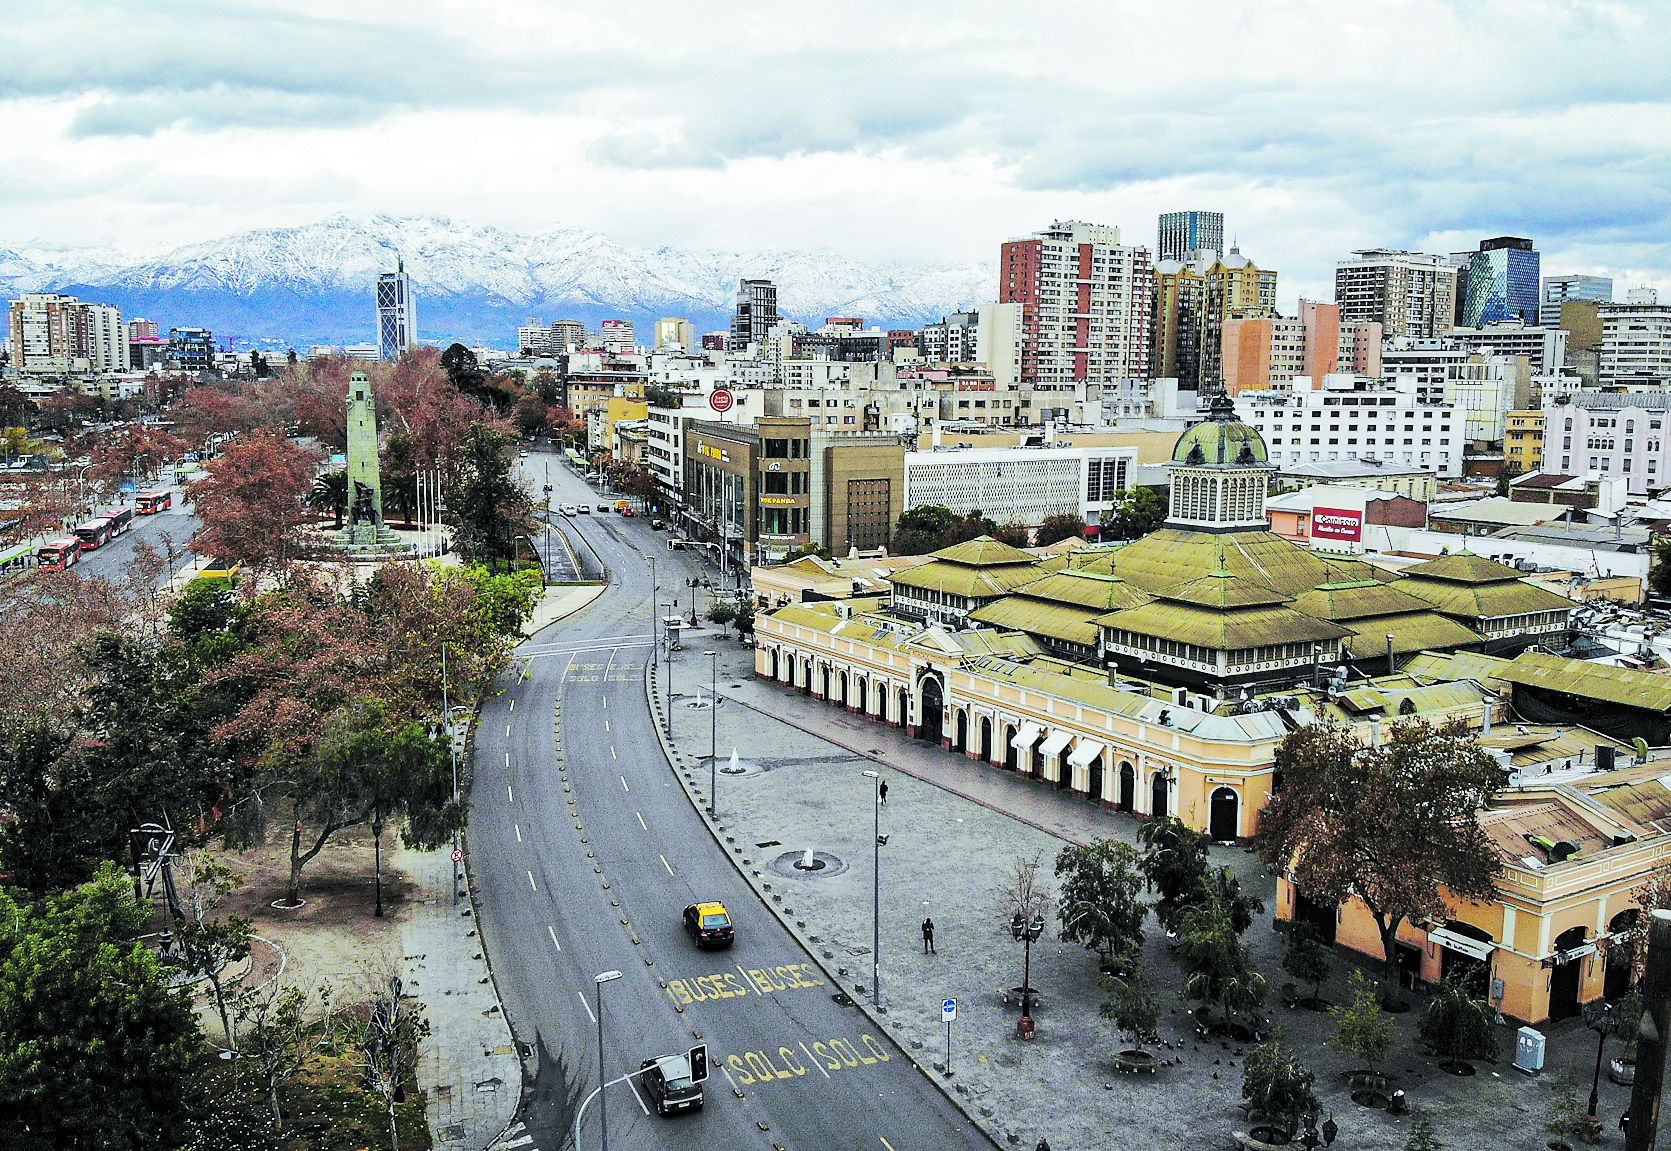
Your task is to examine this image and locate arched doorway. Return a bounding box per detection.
[1549,926,1587,1021]
[952,709,967,753]
[819,665,831,699]
[896,687,908,728]
[918,676,945,744]
[873,681,887,719]
[1003,726,1018,771]
[1150,772,1169,820]
[1117,762,1135,812]
[978,717,993,762]
[768,648,779,680]
[852,675,866,711]
[1606,910,1639,1001]
[1209,787,1239,841]
[1087,755,1105,805]
[799,659,811,691]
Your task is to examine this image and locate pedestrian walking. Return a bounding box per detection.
[922,916,936,954]
[879,778,889,806]
[1035,1139,1051,1151]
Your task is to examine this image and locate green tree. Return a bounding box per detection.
[0,865,203,1149]
[1281,922,1333,1009]
[234,979,341,1134]
[357,978,431,1151]
[175,851,253,1048]
[1257,718,1503,1004]
[894,504,959,555]
[1328,969,1394,1076]
[1417,977,1498,1071]
[1199,865,1263,935]
[992,521,1032,547]
[1054,839,1147,972]
[1650,535,1671,599]
[307,469,348,529]
[1137,816,1211,936]
[733,602,756,639]
[1402,1111,1443,1151]
[1034,513,1087,547]
[706,598,738,630]
[0,724,103,895]
[1241,1032,1319,1141]
[1100,969,1160,1057]
[1177,891,1266,1031]
[440,342,492,406]
[1101,486,1166,539]
[448,422,530,570]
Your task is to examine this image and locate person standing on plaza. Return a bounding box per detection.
[922,916,936,954]
[879,778,889,806]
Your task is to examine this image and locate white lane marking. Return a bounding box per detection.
[505,752,510,768]
[636,811,648,830]
[620,774,630,793]
[603,646,617,684]
[625,1072,651,1116]
[525,643,652,660]
[802,1040,831,1079]
[602,696,607,710]
[504,1136,533,1149]
[506,724,511,738]
[660,854,675,877]
[527,870,538,892]
[507,784,514,803]
[514,823,523,843]
[604,718,610,732]
[521,632,653,653]
[577,991,596,1023]
[610,745,618,760]
[880,1138,898,1151]
[508,698,514,713]
[548,925,562,952]
[737,965,764,994]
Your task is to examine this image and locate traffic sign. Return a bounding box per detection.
[451,849,464,862]
[942,997,957,1022]
[709,388,735,413]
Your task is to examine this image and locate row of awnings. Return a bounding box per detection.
[1006,722,1108,768]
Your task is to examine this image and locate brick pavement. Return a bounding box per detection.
[655,637,1646,1151]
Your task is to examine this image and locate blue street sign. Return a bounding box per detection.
[942,998,957,1022]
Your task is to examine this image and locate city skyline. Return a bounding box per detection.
[1,1,1666,311]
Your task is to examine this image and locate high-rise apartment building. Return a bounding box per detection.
[655,317,696,351]
[1541,274,1612,326]
[998,220,1154,400]
[918,311,980,362]
[1153,246,1278,392]
[551,319,588,352]
[600,319,636,354]
[128,318,159,341]
[1220,301,1382,394]
[1599,290,1671,384]
[1157,210,1225,263]
[168,327,216,373]
[375,260,418,361]
[1455,236,1540,327]
[731,278,779,352]
[6,292,125,375]
[1334,249,1458,340]
[1444,320,1568,376]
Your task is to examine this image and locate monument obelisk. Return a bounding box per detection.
[342,369,393,548]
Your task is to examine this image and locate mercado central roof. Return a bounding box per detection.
[1172,392,1271,467]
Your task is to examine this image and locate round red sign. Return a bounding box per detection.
[709,388,735,412]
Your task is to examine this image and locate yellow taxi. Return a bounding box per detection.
[682,901,735,949]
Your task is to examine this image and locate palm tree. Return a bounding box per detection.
[383,472,417,526]
[308,471,348,529]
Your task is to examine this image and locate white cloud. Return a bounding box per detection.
[0,0,1666,301]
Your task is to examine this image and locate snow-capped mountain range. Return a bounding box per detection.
[0,214,996,349]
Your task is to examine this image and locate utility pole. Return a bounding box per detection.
[1627,908,1671,1151]
[442,644,461,905]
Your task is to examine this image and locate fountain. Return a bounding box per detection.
[721,747,746,775]
[793,848,827,872]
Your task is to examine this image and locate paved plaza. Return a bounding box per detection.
[653,633,1642,1150]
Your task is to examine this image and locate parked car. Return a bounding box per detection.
[682,901,734,949]
[639,1053,703,1115]
[559,504,579,515]
[596,503,611,512]
[576,504,591,514]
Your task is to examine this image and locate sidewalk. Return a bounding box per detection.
[656,638,1632,1151]
[399,844,519,1151]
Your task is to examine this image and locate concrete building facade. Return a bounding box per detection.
[1220,300,1382,394]
[903,444,1137,529]
[1239,376,1466,477]
[1334,249,1458,339]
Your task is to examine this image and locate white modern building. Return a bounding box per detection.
[1444,353,1533,443]
[1445,320,1567,376]
[6,292,124,375]
[1238,375,1465,478]
[1600,291,1671,383]
[375,261,418,361]
[1543,391,1671,495]
[903,443,1137,528]
[600,319,637,354]
[1541,274,1613,325]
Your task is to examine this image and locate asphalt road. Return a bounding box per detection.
[471,450,990,1151]
[74,489,201,587]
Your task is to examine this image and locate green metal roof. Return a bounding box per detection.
[1398,574,1577,621]
[1097,600,1350,651]
[1294,580,1438,622]
[1171,393,1271,466]
[927,535,1037,567]
[1497,651,1671,713]
[887,558,1042,599]
[1338,611,1484,659]
[1011,570,1152,612]
[1160,570,1290,609]
[971,597,1102,648]
[1106,528,1334,597]
[1401,552,1527,584]
[1402,650,1515,687]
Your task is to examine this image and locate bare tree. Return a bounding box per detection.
[354,968,430,1151]
[234,979,341,1133]
[997,849,1055,922]
[175,850,252,1049]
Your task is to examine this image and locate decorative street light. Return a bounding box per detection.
[1009,908,1045,1022]
[662,600,678,734]
[688,576,700,626]
[704,650,718,816]
[371,803,385,918]
[863,769,885,1008]
[1584,998,1618,1139]
[594,970,622,1151]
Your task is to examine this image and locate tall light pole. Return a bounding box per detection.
[649,556,659,703]
[662,600,677,736]
[704,650,718,815]
[863,769,883,1008]
[441,643,460,905]
[1009,909,1044,1022]
[594,969,622,1151]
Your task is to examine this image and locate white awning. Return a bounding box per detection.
[1010,723,1043,751]
[1553,942,1597,965]
[1068,739,1108,769]
[1429,926,1496,962]
[1038,729,1073,758]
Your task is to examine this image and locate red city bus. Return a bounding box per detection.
[105,507,134,536]
[74,517,117,551]
[136,490,172,514]
[36,538,83,570]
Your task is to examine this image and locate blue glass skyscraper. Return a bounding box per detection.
[1458,236,1540,326]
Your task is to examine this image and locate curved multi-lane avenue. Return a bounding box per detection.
[469,451,991,1151]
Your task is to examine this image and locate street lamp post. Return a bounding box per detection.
[1584,1000,1616,1139]
[705,650,718,816]
[594,970,622,1151]
[863,769,883,1008]
[1009,908,1044,1022]
[371,804,385,918]
[689,577,700,627]
[441,643,461,905]
[662,600,677,735]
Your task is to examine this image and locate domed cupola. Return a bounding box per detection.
[1165,394,1273,531]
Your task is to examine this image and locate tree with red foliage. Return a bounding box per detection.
[191,431,320,568]
[90,423,188,487]
[0,568,130,736]
[175,384,269,443]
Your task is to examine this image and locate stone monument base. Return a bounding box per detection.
[332,521,410,557]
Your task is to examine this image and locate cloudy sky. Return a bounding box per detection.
[2,0,1667,304]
